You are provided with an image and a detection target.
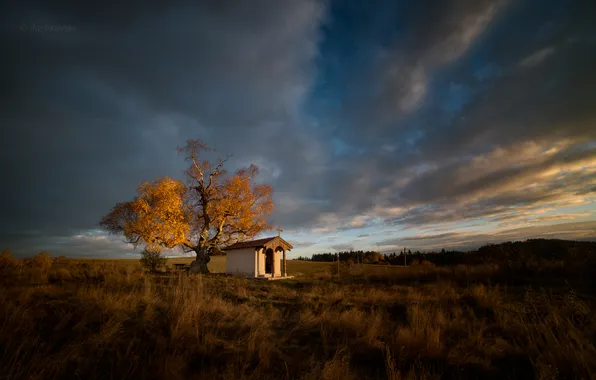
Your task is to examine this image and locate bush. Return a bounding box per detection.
[30,252,53,271]
[0,250,15,270]
[140,247,167,272]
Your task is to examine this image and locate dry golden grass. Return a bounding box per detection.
[0,257,595,379]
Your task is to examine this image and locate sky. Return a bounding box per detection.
[1,0,595,258]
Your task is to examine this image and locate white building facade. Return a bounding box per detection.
[225,236,293,279]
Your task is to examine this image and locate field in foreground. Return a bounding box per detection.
[1,250,595,379]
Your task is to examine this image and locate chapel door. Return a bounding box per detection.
[265,249,273,273]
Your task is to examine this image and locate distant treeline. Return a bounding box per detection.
[295,248,460,265]
[295,239,596,268]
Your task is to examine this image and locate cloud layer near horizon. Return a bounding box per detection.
[1,0,595,257]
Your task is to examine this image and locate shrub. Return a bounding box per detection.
[0,250,15,270]
[140,247,167,272]
[30,252,53,271]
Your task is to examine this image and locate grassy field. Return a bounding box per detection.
[0,252,595,379]
[70,256,334,276]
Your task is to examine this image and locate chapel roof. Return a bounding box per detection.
[224,236,293,251]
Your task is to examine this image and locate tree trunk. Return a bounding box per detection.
[189,247,211,274]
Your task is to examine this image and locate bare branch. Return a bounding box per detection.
[206,152,230,190]
[191,157,205,184]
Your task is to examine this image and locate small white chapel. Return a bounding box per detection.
[224,236,294,279]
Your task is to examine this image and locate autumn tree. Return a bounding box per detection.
[100,139,274,274]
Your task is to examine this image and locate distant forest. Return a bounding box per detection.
[295,239,596,267]
[296,248,466,266]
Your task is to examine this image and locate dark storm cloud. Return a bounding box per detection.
[399,141,596,206]
[0,0,325,255]
[410,1,596,165]
[291,0,510,230]
[301,0,596,233]
[419,40,596,162]
[319,0,504,138]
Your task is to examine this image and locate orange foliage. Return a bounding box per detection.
[128,177,189,249]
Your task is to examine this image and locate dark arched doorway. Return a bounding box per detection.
[265,248,274,274]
